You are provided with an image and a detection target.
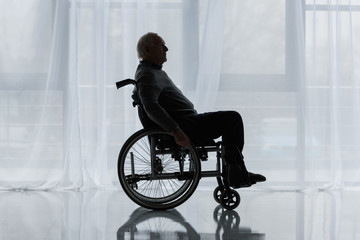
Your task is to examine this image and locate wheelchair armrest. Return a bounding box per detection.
[116,79,136,89]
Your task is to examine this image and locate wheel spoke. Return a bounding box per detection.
[118,129,201,209]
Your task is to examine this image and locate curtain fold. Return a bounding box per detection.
[194,0,224,112]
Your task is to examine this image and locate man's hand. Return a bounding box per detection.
[173,128,191,147]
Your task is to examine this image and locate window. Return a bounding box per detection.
[217,0,301,184]
[0,1,63,173]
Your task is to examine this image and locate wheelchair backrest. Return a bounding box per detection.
[116,79,159,129]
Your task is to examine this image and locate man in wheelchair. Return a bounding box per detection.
[134,32,265,188]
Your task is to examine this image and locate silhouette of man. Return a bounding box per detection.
[134,32,265,188]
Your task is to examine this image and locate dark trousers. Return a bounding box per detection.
[177,111,245,157]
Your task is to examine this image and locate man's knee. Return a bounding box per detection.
[226,111,243,124]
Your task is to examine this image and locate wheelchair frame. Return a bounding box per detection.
[116,79,241,210]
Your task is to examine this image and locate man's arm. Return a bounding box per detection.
[137,76,179,133]
[137,72,191,147]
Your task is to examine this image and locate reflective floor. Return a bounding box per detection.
[0,187,360,240]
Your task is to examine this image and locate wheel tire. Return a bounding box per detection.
[220,189,241,210]
[118,129,201,210]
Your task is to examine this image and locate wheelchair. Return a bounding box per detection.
[116,79,241,210]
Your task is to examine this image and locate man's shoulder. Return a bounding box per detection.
[136,65,157,80]
[135,65,170,86]
[136,71,156,86]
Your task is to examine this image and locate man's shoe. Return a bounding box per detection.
[228,170,266,189]
[248,172,266,184]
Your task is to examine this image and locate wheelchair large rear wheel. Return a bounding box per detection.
[118,129,201,210]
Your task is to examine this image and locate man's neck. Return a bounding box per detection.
[140,60,162,70]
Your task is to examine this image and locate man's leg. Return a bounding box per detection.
[177,111,248,183]
[178,111,244,149]
[178,111,265,188]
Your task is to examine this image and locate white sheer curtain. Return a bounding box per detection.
[1,0,83,189]
[1,0,359,190]
[304,0,360,188]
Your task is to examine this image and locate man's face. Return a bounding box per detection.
[145,36,168,65]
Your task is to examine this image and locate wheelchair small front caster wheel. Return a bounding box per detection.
[213,186,223,203]
[220,189,240,210]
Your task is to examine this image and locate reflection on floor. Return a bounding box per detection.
[0,188,359,240]
[117,205,264,240]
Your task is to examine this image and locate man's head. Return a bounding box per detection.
[137,32,168,66]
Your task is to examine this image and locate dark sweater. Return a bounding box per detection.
[135,61,197,132]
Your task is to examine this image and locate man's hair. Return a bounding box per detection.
[136,32,159,60]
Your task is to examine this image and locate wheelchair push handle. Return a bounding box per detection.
[116,78,136,89]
